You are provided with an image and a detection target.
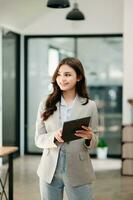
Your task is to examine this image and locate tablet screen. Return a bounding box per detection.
[62,116,91,142]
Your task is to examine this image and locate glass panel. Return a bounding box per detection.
[48,47,59,77]
[27,38,75,152]
[2,32,20,149]
[77,37,123,157]
[77,37,123,86]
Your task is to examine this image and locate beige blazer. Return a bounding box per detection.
[35,96,99,186]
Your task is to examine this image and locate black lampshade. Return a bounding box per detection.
[47,0,70,8]
[66,3,85,20]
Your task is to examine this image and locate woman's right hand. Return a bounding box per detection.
[54,129,64,143]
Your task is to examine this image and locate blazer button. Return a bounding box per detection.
[79,152,85,161]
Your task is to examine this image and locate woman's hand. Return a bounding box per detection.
[75,126,93,140]
[54,129,64,143]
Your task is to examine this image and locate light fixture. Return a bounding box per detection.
[47,0,70,8]
[66,2,85,20]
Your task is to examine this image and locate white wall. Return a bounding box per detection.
[24,0,123,34]
[123,0,133,124]
[0,0,123,35]
[0,29,2,148]
[0,29,2,164]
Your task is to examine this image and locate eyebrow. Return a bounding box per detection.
[58,71,72,74]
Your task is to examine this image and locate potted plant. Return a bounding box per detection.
[97,137,108,159]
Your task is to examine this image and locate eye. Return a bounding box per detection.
[57,73,61,76]
[65,73,71,77]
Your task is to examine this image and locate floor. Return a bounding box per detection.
[1,156,133,200]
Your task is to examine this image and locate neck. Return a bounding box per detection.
[62,90,76,104]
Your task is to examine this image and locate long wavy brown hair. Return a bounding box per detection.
[42,57,89,120]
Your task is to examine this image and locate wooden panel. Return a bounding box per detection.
[122,126,133,142]
[122,160,133,175]
[122,143,133,158]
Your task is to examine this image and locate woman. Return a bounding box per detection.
[35,57,99,200]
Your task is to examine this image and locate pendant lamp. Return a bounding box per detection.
[66,2,85,20]
[47,0,70,8]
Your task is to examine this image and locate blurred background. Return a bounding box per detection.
[0,0,133,200]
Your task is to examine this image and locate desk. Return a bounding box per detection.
[0,146,18,200]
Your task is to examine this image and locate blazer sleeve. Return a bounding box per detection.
[84,101,99,149]
[35,100,57,149]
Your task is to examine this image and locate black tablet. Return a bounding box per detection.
[62,116,91,142]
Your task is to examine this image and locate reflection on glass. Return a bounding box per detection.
[48,47,59,77]
[89,86,122,156]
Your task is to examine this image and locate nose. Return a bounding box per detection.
[60,75,66,81]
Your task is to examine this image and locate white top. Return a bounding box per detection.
[60,95,77,127]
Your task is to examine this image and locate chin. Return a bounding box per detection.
[59,86,68,91]
[60,88,68,91]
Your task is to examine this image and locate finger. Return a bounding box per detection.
[75,133,86,138]
[75,131,92,137]
[58,138,64,143]
[59,135,64,142]
[76,130,84,132]
[81,126,92,131]
[76,130,91,134]
[75,133,92,139]
[59,131,62,136]
[56,137,64,143]
[55,133,61,142]
[57,134,64,143]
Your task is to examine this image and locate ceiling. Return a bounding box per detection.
[0,0,123,35]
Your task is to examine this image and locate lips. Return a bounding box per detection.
[60,82,69,87]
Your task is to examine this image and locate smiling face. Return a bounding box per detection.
[56,64,80,93]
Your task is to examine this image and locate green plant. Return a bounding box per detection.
[97,138,108,148]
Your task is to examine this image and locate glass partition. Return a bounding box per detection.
[77,37,123,156]
[26,37,75,153]
[2,31,20,154]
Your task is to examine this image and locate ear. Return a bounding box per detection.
[77,75,82,82]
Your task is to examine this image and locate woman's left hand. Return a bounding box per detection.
[75,126,93,140]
